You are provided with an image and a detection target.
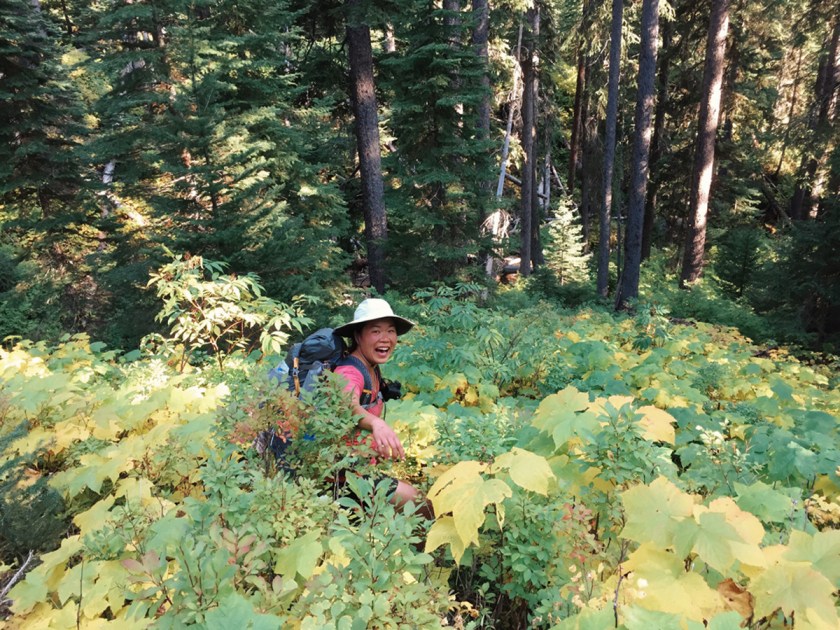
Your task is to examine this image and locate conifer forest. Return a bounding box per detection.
[1,0,839,628]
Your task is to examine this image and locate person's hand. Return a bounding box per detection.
[370,418,405,460]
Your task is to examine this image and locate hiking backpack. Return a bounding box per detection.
[257,328,381,461]
[268,327,382,408]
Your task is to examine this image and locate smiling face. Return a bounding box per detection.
[353,318,398,366]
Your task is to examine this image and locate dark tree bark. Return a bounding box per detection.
[642,17,672,261]
[773,46,803,180]
[568,0,594,193]
[597,0,623,297]
[472,0,491,225]
[790,12,840,220]
[519,6,539,277]
[616,0,660,310]
[472,0,490,137]
[579,76,597,247]
[680,0,730,286]
[347,0,387,293]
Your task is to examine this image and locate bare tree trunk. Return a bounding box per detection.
[790,12,840,220]
[597,0,623,297]
[496,23,523,199]
[520,7,539,277]
[680,0,730,286]
[616,0,660,310]
[347,0,387,292]
[385,23,396,53]
[642,17,672,261]
[530,7,544,268]
[485,22,522,278]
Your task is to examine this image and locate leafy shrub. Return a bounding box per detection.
[148,253,313,370]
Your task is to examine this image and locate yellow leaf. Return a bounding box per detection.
[425,516,466,563]
[73,496,115,535]
[52,419,92,451]
[427,461,511,551]
[274,530,322,581]
[636,406,676,444]
[751,560,839,629]
[621,477,695,548]
[114,477,155,507]
[531,386,590,432]
[624,543,723,622]
[491,447,555,495]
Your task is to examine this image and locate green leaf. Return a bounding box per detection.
[734,481,797,523]
[686,611,743,630]
[783,529,840,588]
[205,593,281,629]
[622,606,685,629]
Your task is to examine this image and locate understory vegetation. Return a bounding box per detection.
[1,270,838,629]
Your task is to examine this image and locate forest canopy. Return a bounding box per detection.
[0,0,838,352]
[1,0,840,627]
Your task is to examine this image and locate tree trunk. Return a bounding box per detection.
[773,46,803,179]
[568,0,593,192]
[616,0,660,310]
[444,0,463,119]
[385,23,396,53]
[530,6,543,268]
[680,0,730,286]
[485,22,522,278]
[519,6,539,277]
[347,0,387,293]
[472,0,491,225]
[495,23,523,199]
[597,0,623,297]
[642,17,672,261]
[790,12,840,220]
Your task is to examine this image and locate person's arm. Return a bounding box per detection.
[335,364,405,460]
[354,404,405,460]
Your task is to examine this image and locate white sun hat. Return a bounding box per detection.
[333,298,415,337]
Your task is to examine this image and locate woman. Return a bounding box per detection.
[333,298,428,514]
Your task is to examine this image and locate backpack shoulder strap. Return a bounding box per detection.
[335,355,381,409]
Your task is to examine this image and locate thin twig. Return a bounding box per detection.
[0,551,35,606]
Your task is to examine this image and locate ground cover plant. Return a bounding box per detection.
[1,272,839,628]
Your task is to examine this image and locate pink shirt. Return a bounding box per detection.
[334,364,384,417]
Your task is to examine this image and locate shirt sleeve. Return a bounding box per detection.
[334,364,366,400]
[333,364,384,418]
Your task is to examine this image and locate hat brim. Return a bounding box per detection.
[334,315,414,338]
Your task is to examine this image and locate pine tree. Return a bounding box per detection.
[0,0,85,214]
[545,197,591,285]
[380,0,492,286]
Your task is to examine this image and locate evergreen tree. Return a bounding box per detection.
[0,0,85,213]
[380,0,492,286]
[545,197,590,285]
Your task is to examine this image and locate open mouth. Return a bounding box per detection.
[374,346,391,360]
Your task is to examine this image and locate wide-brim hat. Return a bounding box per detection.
[333,298,415,338]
